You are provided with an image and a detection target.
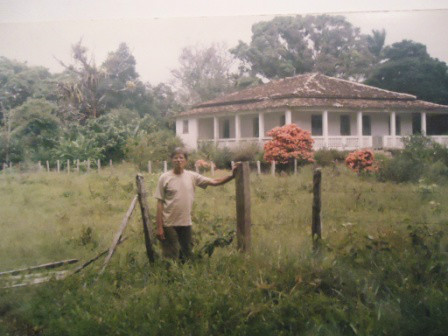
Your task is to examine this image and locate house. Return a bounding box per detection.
[176,73,448,150]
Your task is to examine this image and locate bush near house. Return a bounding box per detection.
[377,135,448,183]
[263,124,314,165]
[345,149,378,173]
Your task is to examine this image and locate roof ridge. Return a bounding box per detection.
[319,74,417,99]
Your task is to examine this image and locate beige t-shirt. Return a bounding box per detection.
[154,170,213,227]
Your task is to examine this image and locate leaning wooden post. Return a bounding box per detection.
[46,160,50,172]
[163,161,167,173]
[256,160,261,175]
[312,168,322,249]
[99,195,138,275]
[235,162,251,252]
[136,174,155,263]
[271,161,276,176]
[57,160,60,173]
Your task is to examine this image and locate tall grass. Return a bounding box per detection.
[0,165,447,335]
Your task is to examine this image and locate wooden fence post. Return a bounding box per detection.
[2,163,6,171]
[271,161,275,176]
[235,162,251,252]
[231,161,235,169]
[99,195,138,275]
[67,160,70,174]
[136,174,155,263]
[57,160,60,173]
[109,159,113,169]
[76,159,80,173]
[87,160,90,173]
[163,161,167,173]
[97,160,101,173]
[46,161,50,172]
[312,168,322,249]
[38,161,42,172]
[294,159,298,175]
[148,161,152,174]
[210,161,214,176]
[256,160,261,175]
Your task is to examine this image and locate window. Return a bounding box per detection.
[253,117,259,137]
[223,119,230,138]
[280,115,286,126]
[340,115,351,135]
[311,115,323,136]
[362,115,371,136]
[182,120,189,134]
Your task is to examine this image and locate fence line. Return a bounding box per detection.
[0,159,302,176]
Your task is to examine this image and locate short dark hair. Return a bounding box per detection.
[171,147,188,160]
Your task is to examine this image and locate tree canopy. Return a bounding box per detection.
[365,40,448,105]
[231,15,375,81]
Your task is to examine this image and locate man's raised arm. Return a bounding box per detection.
[207,164,239,187]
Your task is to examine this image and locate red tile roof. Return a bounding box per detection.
[180,73,448,116]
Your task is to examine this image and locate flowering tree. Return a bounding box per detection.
[345,149,378,173]
[263,124,314,164]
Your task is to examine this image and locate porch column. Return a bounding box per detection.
[421,112,427,135]
[323,110,329,148]
[285,110,292,125]
[213,117,219,144]
[390,111,396,148]
[357,111,363,148]
[258,112,265,142]
[235,114,241,142]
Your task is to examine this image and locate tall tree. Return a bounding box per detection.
[57,40,106,122]
[365,40,448,105]
[367,29,386,60]
[171,43,236,106]
[231,15,375,81]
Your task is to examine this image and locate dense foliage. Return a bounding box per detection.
[264,124,314,165]
[377,135,448,183]
[345,149,378,173]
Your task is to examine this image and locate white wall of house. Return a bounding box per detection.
[292,110,312,132]
[241,114,258,138]
[265,112,284,134]
[198,118,213,139]
[176,118,198,149]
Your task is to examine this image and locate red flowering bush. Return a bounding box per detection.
[345,149,378,173]
[195,159,215,171]
[264,124,314,164]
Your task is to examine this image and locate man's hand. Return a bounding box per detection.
[232,162,241,177]
[156,226,165,241]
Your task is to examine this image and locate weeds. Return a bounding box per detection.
[0,164,447,335]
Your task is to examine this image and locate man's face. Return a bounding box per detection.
[172,153,187,170]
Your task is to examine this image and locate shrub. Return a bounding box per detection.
[193,142,232,169]
[263,124,314,165]
[377,135,448,183]
[231,143,262,162]
[345,149,378,173]
[125,130,184,170]
[314,149,347,167]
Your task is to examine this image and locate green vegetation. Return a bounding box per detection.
[1,165,447,335]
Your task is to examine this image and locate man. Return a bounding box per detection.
[154,147,236,261]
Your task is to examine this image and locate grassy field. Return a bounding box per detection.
[0,164,447,335]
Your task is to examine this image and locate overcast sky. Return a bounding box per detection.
[0,0,447,84]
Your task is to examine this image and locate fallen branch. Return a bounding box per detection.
[0,259,78,277]
[74,237,127,274]
[2,271,69,289]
